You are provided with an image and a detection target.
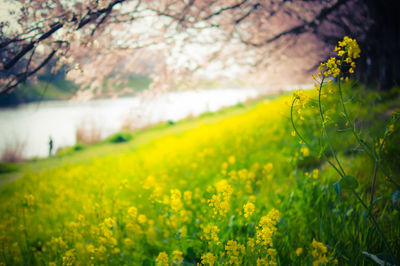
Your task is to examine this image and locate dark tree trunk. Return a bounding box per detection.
[359,0,400,90]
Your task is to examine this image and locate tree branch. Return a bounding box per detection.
[264,0,349,44]
[201,0,249,21]
[1,50,56,96]
[3,22,62,70]
[235,3,260,24]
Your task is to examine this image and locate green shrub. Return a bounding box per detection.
[0,162,18,174]
[107,132,133,143]
[56,143,85,156]
[73,143,85,151]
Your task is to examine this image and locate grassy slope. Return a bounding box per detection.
[0,89,399,265]
[0,98,269,185]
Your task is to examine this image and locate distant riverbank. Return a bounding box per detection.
[0,76,151,107]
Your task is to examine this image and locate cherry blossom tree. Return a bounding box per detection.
[0,0,397,100]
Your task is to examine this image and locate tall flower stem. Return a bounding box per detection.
[290,98,343,178]
[317,79,345,176]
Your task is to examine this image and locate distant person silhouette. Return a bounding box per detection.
[49,137,53,157]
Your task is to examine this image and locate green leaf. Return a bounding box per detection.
[392,190,400,210]
[333,181,341,195]
[340,175,358,190]
[362,251,395,266]
[228,215,235,227]
[362,209,369,222]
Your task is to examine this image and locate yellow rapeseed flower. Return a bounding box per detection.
[316,36,360,81]
[243,202,255,218]
[225,240,245,265]
[228,155,236,165]
[201,252,216,266]
[127,206,138,220]
[312,169,319,179]
[295,247,303,256]
[155,252,169,266]
[300,147,310,157]
[24,194,35,207]
[172,250,183,265]
[311,239,329,266]
[62,249,75,266]
[293,88,309,105]
[256,209,280,248]
[103,217,115,229]
[183,190,192,203]
[123,238,134,249]
[138,214,147,225]
[170,189,183,212]
[247,237,255,250]
[208,179,233,216]
[202,224,220,245]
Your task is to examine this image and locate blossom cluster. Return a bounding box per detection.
[311,239,329,266]
[313,36,361,88]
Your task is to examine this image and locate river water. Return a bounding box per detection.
[0,89,260,159]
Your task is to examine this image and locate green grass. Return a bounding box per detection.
[0,88,398,265]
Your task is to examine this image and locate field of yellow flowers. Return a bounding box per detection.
[0,87,399,265]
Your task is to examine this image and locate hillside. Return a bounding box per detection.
[0,87,399,265]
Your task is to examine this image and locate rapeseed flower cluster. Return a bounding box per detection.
[127,206,138,220]
[208,179,233,216]
[256,208,280,247]
[336,36,361,60]
[243,202,255,218]
[311,239,329,266]
[314,36,360,86]
[170,189,183,212]
[172,250,184,265]
[62,249,75,266]
[300,147,310,157]
[255,209,280,264]
[156,252,169,266]
[138,214,147,225]
[183,190,192,203]
[295,247,303,256]
[201,224,220,245]
[257,248,278,266]
[225,240,245,264]
[293,88,309,106]
[201,252,216,265]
